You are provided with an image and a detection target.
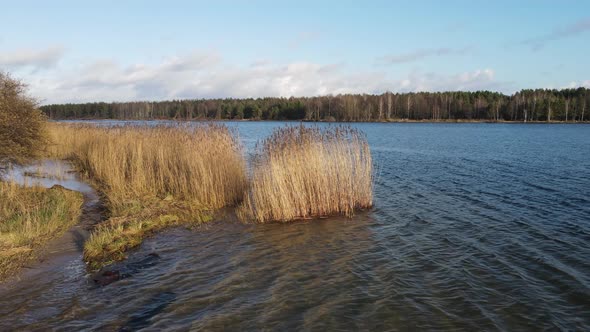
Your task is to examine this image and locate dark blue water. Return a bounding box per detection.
[1,122,589,330]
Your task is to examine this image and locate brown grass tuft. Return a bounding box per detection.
[238,125,373,223]
[0,182,83,281]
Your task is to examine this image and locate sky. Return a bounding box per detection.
[1,0,589,104]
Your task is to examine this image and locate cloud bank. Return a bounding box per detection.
[0,46,64,70]
[521,17,590,51]
[27,52,510,104]
[1,47,514,104]
[376,47,471,64]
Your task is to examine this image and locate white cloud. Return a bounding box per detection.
[387,68,505,92]
[0,46,64,70]
[376,47,471,64]
[562,80,590,89]
[160,51,221,72]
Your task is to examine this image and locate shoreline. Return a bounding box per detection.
[50,118,590,124]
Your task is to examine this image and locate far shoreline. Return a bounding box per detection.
[50,118,590,124]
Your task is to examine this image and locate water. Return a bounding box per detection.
[1,122,589,330]
[0,160,103,295]
[3,159,95,194]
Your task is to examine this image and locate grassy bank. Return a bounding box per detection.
[238,125,373,223]
[47,123,247,269]
[83,200,212,270]
[0,181,83,281]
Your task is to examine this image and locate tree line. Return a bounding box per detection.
[41,88,589,122]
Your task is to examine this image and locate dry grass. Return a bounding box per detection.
[47,123,247,212]
[47,123,247,268]
[238,125,373,223]
[0,181,83,280]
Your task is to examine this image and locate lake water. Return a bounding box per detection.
[1,122,589,330]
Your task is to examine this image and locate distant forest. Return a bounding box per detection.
[41,88,589,122]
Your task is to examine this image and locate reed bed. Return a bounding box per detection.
[48,123,247,212]
[47,123,247,268]
[0,181,83,280]
[238,125,373,223]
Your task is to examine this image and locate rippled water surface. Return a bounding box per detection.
[1,122,589,330]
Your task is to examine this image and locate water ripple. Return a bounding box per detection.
[1,122,589,330]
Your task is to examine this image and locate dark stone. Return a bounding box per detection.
[93,270,121,286]
[91,253,161,287]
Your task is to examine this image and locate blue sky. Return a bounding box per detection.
[1,0,589,104]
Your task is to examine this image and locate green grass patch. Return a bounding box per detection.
[83,197,212,270]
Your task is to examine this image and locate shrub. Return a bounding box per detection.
[0,72,46,168]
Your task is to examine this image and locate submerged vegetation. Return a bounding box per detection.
[239,126,373,223]
[0,182,83,281]
[41,88,589,122]
[47,123,247,268]
[83,202,212,270]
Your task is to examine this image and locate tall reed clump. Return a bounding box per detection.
[238,125,373,223]
[47,123,247,268]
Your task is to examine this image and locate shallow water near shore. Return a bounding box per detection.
[1,122,589,330]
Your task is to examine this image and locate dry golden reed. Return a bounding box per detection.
[47,123,247,212]
[239,125,373,223]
